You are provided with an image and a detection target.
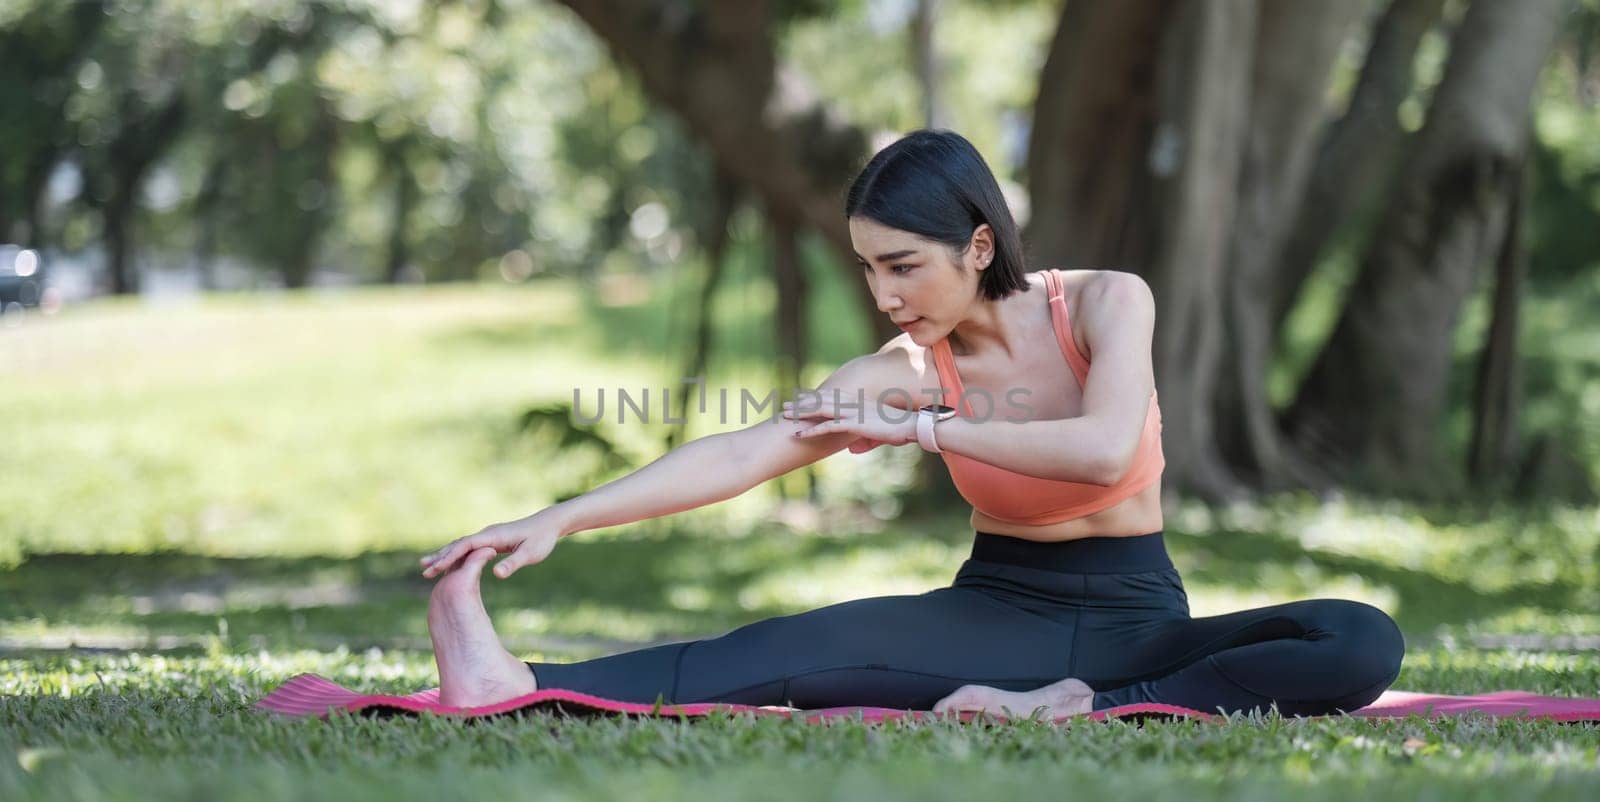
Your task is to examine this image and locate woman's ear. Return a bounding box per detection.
[970,224,995,271]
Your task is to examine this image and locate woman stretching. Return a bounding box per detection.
[419,130,1404,718]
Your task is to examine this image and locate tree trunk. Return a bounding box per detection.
[99,93,186,295]
[103,181,137,296]
[1216,0,1365,489]
[1468,138,1529,487]
[1285,0,1564,492]
[192,157,227,291]
[1027,0,1259,501]
[1025,0,1175,270]
[1141,0,1258,502]
[771,211,808,406]
[911,0,948,130]
[769,210,816,501]
[552,0,895,343]
[1270,0,1447,333]
[17,150,58,247]
[667,169,740,450]
[384,147,417,285]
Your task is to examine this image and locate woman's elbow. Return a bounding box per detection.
[1088,442,1138,486]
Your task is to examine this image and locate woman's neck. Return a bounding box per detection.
[946,276,1044,361]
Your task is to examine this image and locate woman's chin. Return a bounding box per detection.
[897,320,928,343]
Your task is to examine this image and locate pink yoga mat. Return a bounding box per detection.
[256,673,1600,724]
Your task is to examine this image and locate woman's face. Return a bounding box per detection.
[848,216,989,344]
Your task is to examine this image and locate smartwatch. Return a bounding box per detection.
[916,404,958,453]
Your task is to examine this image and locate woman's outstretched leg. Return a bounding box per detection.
[428,546,538,707]
[528,584,1084,710]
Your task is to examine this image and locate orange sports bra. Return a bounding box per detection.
[928,269,1165,526]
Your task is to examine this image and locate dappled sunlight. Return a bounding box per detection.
[495,601,706,647]
[1163,495,1597,635]
[1399,648,1600,697]
[1184,572,1399,620]
[1459,608,1600,637]
[0,281,921,558]
[1,619,176,653]
[733,540,966,611]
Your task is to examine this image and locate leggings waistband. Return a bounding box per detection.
[970,530,1172,574]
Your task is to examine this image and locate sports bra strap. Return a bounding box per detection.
[1043,270,1092,385]
[1043,268,1065,302]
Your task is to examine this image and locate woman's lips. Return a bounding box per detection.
[897,317,922,330]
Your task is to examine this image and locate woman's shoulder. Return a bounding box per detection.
[832,332,940,408]
[1065,270,1156,356]
[1039,269,1153,361]
[1046,268,1149,298]
[1075,270,1153,313]
[874,331,937,376]
[1042,268,1152,318]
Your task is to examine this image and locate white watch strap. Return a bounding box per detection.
[917,408,941,453]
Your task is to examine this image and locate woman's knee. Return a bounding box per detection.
[1321,599,1405,689]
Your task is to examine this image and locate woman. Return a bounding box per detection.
[419,130,1404,717]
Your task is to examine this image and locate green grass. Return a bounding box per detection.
[3,644,1599,801]
[3,281,1598,799]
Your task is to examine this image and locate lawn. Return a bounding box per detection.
[3,279,1598,800]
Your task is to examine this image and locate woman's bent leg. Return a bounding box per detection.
[528,584,1078,709]
[1087,598,1405,716]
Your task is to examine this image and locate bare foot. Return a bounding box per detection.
[428,546,538,708]
[933,677,1095,719]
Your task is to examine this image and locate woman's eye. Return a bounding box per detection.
[891,264,913,275]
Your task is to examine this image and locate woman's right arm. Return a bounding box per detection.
[421,352,907,579]
[551,414,853,536]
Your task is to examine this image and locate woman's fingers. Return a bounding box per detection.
[847,438,883,454]
[794,420,848,438]
[421,546,471,577]
[492,536,553,579]
[779,399,847,418]
[420,527,515,577]
[780,408,833,420]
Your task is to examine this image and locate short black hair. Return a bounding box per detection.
[844,129,1030,301]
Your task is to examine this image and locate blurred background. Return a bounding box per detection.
[1,0,1597,662]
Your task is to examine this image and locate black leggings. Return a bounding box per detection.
[527,531,1405,716]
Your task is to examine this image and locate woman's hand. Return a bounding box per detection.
[420,509,566,580]
[780,396,918,446]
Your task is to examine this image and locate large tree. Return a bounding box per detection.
[1025,0,1360,497]
[552,0,894,342]
[1216,0,1367,489]
[1285,0,1565,490]
[548,0,1568,499]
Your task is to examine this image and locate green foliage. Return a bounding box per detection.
[516,401,634,501]
[1,0,1072,291]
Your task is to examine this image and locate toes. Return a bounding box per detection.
[430,547,497,602]
[933,685,986,714]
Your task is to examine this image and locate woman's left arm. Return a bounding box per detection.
[793,272,1158,483]
[915,272,1157,486]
